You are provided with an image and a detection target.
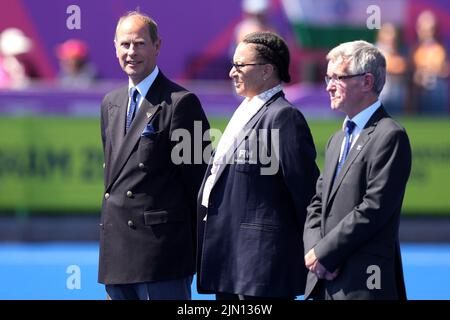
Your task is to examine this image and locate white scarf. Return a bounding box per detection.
[201,84,282,208]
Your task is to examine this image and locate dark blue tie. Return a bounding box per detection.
[335,120,356,179]
[126,88,139,133]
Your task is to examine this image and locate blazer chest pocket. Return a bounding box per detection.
[235,163,259,174]
[144,209,186,225]
[139,131,163,165]
[240,222,279,232]
[140,130,162,146]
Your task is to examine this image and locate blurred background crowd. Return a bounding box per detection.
[0,0,449,115]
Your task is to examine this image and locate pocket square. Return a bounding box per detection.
[141,124,155,137]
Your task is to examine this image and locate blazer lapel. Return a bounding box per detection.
[326,106,388,207]
[109,88,128,157]
[328,131,372,202]
[197,153,215,205]
[211,92,283,190]
[322,132,344,208]
[105,88,128,187]
[106,73,165,191]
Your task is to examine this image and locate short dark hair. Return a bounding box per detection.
[115,11,159,43]
[242,31,291,83]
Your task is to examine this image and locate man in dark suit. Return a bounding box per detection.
[303,40,412,300]
[197,32,319,299]
[98,11,210,300]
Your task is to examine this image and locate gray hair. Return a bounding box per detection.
[326,40,386,94]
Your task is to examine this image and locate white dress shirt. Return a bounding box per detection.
[338,99,381,161]
[127,66,159,112]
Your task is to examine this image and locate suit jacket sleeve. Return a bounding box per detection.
[314,128,412,272]
[303,135,335,253]
[100,96,108,154]
[273,107,319,236]
[170,92,211,225]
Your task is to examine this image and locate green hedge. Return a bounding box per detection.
[0,116,449,215]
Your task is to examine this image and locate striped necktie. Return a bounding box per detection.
[126,87,139,133]
[334,120,356,179]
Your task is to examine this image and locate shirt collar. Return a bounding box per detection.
[344,99,381,131]
[128,66,159,98]
[245,84,283,106]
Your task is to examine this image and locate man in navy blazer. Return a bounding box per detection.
[98,11,210,299]
[197,32,319,299]
[303,40,412,300]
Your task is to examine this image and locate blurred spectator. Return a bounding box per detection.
[410,10,449,114]
[56,39,97,88]
[0,28,33,89]
[233,0,276,46]
[376,23,408,115]
[228,0,279,85]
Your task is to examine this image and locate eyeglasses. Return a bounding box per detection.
[231,62,266,71]
[324,73,367,86]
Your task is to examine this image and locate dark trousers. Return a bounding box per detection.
[309,280,333,300]
[216,292,295,300]
[105,275,193,300]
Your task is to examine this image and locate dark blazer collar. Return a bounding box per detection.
[363,105,389,129]
[109,71,168,143]
[105,72,167,191]
[208,91,284,190]
[325,105,389,207]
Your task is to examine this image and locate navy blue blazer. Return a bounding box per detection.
[98,71,210,285]
[197,92,319,297]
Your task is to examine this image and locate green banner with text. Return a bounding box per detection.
[0,117,449,215]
